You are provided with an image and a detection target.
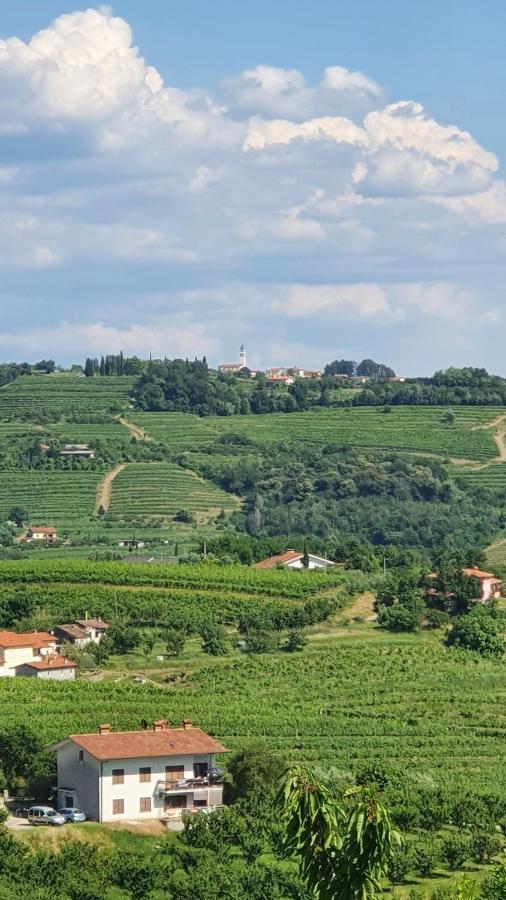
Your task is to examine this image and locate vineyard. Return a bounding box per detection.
[108,462,240,523]
[132,407,500,460]
[0,374,135,421]
[0,559,343,599]
[0,471,101,531]
[1,636,506,799]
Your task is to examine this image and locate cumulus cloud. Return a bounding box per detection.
[224,63,381,120]
[0,7,503,372]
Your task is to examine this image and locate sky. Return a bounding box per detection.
[1,3,506,374]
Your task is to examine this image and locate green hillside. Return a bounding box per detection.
[0,471,100,531]
[108,462,240,523]
[132,406,500,460]
[0,373,135,421]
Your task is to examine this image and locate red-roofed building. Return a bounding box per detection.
[427,567,503,601]
[17,656,76,681]
[25,525,57,543]
[48,720,228,823]
[255,550,335,570]
[0,630,58,676]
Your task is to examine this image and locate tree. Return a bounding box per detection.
[284,630,308,653]
[413,836,441,876]
[446,606,505,657]
[200,624,229,656]
[225,746,287,805]
[107,623,138,655]
[470,830,502,865]
[0,725,42,784]
[141,632,155,658]
[243,629,278,654]
[441,835,470,871]
[302,540,310,569]
[281,767,402,899]
[482,862,506,899]
[387,846,413,888]
[324,359,357,377]
[377,605,421,632]
[164,628,186,657]
[8,506,27,527]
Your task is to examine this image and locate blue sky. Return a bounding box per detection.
[0,2,505,372]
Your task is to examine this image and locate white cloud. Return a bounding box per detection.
[323,65,381,97]
[244,115,365,150]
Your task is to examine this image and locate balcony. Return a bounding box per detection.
[156,776,223,796]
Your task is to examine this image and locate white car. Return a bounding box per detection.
[27,805,65,826]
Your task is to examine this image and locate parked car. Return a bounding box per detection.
[27,806,65,826]
[59,807,86,823]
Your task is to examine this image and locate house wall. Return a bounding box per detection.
[481,579,502,600]
[27,666,75,681]
[100,753,215,822]
[57,744,101,819]
[285,555,333,571]
[0,643,57,675]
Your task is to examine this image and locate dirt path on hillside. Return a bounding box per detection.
[342,592,376,621]
[117,416,151,441]
[95,463,126,513]
[450,413,506,472]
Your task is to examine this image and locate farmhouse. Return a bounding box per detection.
[54,618,108,648]
[16,656,76,681]
[427,567,503,601]
[48,719,228,823]
[59,444,95,460]
[118,539,146,549]
[0,631,74,679]
[255,550,335,570]
[25,525,57,543]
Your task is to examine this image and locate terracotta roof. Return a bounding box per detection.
[66,726,228,761]
[255,551,303,569]
[463,567,501,580]
[27,526,56,534]
[76,619,108,630]
[0,630,56,649]
[24,656,76,670]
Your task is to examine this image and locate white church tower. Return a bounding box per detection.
[239,344,246,368]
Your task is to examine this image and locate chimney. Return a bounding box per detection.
[183,719,192,730]
[99,724,111,735]
[153,719,167,732]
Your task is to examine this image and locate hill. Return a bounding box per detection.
[1,373,506,561]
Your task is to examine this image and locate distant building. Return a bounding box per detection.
[218,344,248,374]
[121,555,157,564]
[48,719,228,823]
[427,567,503,602]
[255,550,336,571]
[25,525,57,543]
[54,619,108,648]
[17,656,76,681]
[118,539,146,549]
[0,631,74,679]
[59,444,95,460]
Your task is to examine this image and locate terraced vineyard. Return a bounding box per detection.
[108,462,240,523]
[451,464,506,490]
[0,471,100,531]
[132,407,500,460]
[0,374,135,421]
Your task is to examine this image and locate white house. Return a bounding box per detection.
[0,630,58,676]
[427,567,503,602]
[59,444,95,460]
[16,656,76,680]
[255,550,335,570]
[54,618,108,648]
[25,525,57,543]
[49,720,228,823]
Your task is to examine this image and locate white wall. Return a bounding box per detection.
[101,753,214,822]
[57,743,100,819]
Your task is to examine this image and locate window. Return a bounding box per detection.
[65,795,73,808]
[139,797,151,813]
[193,762,209,778]
[78,751,84,762]
[165,765,184,784]
[112,799,124,815]
[166,794,187,809]
[112,769,124,785]
[139,766,151,783]
[194,799,208,808]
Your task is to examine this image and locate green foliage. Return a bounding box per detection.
[281,768,402,899]
[284,630,308,652]
[470,830,502,865]
[446,606,505,657]
[107,622,138,655]
[225,746,287,804]
[441,834,471,870]
[200,623,229,656]
[482,862,506,899]
[413,835,442,876]
[164,627,186,656]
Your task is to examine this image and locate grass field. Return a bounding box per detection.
[0,374,135,421]
[108,462,240,523]
[132,407,500,460]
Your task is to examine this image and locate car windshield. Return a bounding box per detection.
[71,809,82,814]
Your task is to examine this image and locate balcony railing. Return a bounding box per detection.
[157,777,223,795]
